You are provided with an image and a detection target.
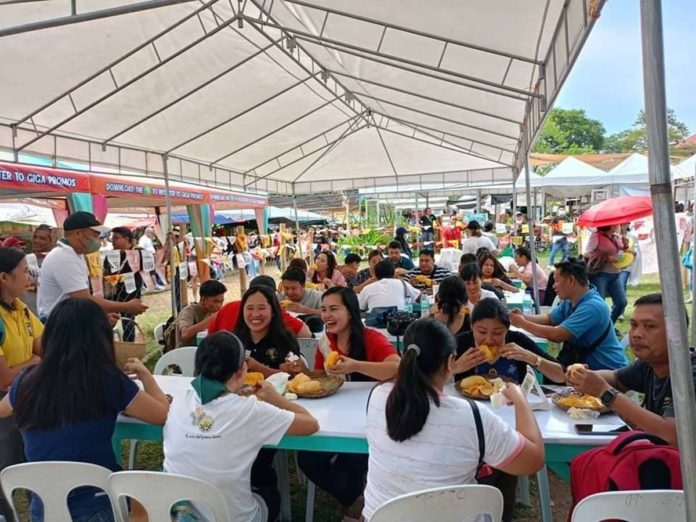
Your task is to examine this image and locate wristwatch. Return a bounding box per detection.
[600,387,619,407]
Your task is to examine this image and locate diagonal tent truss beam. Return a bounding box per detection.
[0,0,200,37]
[240,16,542,100]
[15,2,237,153]
[242,115,364,176]
[280,0,543,66]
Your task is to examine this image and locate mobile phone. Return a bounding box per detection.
[574,424,627,435]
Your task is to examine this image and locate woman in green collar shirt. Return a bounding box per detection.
[163,332,318,522]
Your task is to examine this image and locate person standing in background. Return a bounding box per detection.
[106,227,143,343]
[23,225,55,316]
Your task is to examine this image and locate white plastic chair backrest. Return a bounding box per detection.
[0,462,122,522]
[153,346,197,376]
[109,471,230,521]
[571,490,686,522]
[297,338,318,369]
[154,322,166,344]
[370,484,503,522]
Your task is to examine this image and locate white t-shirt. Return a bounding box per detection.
[460,235,497,255]
[363,383,523,521]
[163,387,294,522]
[467,288,499,311]
[37,242,89,318]
[138,235,155,252]
[358,278,420,311]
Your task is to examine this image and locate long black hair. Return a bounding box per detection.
[234,285,299,364]
[478,252,508,280]
[436,276,466,327]
[385,318,455,441]
[196,331,246,382]
[14,298,121,429]
[312,251,337,283]
[322,286,366,362]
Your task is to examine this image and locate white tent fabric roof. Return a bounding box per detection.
[0,0,603,196]
[607,153,678,184]
[675,153,696,181]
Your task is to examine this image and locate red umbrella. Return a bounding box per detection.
[576,196,653,228]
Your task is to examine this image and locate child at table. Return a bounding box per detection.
[0,297,170,522]
[362,318,545,522]
[163,332,318,522]
[298,286,400,521]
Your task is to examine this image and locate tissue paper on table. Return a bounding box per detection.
[266,372,290,394]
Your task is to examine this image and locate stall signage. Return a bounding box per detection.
[0,163,91,192]
[209,192,267,206]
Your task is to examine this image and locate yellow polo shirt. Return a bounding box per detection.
[0,298,43,368]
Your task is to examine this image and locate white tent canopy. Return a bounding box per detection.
[540,156,608,197]
[0,0,603,196]
[675,153,696,181]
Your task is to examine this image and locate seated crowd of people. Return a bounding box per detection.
[0,214,690,522]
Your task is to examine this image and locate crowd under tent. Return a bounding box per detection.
[5,3,696,515]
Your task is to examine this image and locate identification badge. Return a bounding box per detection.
[123,272,137,294]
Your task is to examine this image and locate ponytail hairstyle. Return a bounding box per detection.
[385,318,456,442]
[435,276,466,327]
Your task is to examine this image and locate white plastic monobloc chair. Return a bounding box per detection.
[571,490,686,522]
[109,471,237,521]
[0,462,122,522]
[370,484,503,522]
[153,346,197,376]
[126,346,197,469]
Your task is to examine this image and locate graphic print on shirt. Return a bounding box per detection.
[191,406,214,432]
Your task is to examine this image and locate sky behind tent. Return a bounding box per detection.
[556,0,695,135]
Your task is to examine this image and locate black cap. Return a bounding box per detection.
[63,211,109,233]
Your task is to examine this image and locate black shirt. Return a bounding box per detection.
[235,331,301,369]
[615,355,696,418]
[419,214,434,228]
[454,330,560,383]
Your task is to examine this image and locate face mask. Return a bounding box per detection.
[83,234,101,254]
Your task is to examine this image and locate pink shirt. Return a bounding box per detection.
[520,261,548,290]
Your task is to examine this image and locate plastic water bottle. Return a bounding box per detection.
[421,296,430,318]
[522,294,533,314]
[404,295,413,313]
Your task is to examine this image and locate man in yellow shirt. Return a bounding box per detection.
[0,247,44,520]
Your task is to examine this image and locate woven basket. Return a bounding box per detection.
[114,318,146,368]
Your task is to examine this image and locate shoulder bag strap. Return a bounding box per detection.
[466,398,485,469]
[400,278,408,299]
[588,320,613,353]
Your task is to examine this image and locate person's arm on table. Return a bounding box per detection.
[497,384,544,475]
[509,310,571,342]
[568,367,677,446]
[123,358,170,425]
[327,354,400,381]
[499,342,566,383]
[255,381,319,435]
[179,313,216,345]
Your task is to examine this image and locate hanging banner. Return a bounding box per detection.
[0,162,90,193]
[91,175,207,204]
[209,191,267,208]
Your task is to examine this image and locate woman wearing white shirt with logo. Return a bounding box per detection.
[363,318,544,521]
[163,332,319,521]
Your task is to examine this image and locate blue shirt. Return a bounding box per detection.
[549,287,627,370]
[9,369,139,520]
[394,255,414,271]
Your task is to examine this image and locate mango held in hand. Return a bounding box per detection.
[325,351,341,369]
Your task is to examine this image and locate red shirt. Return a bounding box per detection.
[208,300,305,335]
[442,226,462,247]
[314,328,398,371]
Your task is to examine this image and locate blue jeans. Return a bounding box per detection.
[548,237,569,266]
[590,271,628,322]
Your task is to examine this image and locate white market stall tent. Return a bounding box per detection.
[0,0,604,196]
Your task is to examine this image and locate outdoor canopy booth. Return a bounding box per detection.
[2,0,695,517]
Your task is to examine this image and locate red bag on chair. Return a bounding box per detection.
[569,431,682,519]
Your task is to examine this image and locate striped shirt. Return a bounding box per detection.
[405,265,451,289]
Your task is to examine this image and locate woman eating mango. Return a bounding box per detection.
[298,286,400,521]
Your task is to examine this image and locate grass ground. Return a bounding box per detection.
[121,255,676,521]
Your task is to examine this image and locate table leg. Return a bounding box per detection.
[536,465,553,522]
[274,450,292,521]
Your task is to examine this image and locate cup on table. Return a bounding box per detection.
[196,330,208,347]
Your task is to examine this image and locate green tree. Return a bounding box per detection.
[533,108,605,153]
[604,109,690,152]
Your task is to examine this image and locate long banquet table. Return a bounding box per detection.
[114,376,623,480]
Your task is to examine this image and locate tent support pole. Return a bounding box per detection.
[524,149,541,313]
[692,179,696,347]
[640,3,696,520]
[476,189,481,213]
[162,154,179,347]
[512,173,517,240]
[292,185,302,258]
